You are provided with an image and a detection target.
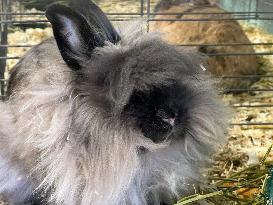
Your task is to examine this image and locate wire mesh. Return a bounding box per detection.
[0,0,273,127]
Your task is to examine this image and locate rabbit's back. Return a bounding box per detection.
[6,37,73,156]
[8,38,72,97]
[1,38,75,204]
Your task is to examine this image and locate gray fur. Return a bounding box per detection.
[0,20,229,205]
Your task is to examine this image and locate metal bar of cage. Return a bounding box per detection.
[1,11,273,16]
[221,75,273,78]
[256,0,260,20]
[146,0,150,31]
[2,52,273,59]
[2,16,273,24]
[178,42,273,46]
[1,42,273,47]
[3,53,273,59]
[0,0,9,100]
[223,89,273,92]
[232,104,273,108]
[207,52,273,56]
[0,0,272,127]
[140,0,144,17]
[231,122,273,126]
[147,17,273,21]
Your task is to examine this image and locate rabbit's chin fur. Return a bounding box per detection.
[0,20,230,205]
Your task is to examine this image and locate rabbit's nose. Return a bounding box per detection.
[163,117,176,127]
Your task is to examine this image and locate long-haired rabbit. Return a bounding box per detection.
[151,0,260,90]
[0,0,229,204]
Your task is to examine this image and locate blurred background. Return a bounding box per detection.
[0,0,273,204]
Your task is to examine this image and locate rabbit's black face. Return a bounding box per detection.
[45,0,190,144]
[124,84,187,143]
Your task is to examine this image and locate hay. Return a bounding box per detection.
[6,27,52,75]
[175,145,273,205]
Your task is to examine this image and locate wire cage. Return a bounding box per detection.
[1,0,273,125]
[0,0,273,202]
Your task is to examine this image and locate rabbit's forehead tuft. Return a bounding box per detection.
[89,34,200,91]
[98,37,190,72]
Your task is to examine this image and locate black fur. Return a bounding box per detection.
[69,0,121,43]
[45,3,120,70]
[123,83,188,143]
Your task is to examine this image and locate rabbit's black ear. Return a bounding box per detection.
[69,0,120,44]
[46,4,105,70]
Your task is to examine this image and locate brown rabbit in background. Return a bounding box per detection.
[151,0,260,90]
[0,0,229,204]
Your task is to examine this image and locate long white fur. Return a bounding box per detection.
[0,21,229,205]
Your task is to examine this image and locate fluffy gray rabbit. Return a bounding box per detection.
[0,0,229,204]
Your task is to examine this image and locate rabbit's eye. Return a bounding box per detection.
[156,109,169,119]
[156,106,177,119]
